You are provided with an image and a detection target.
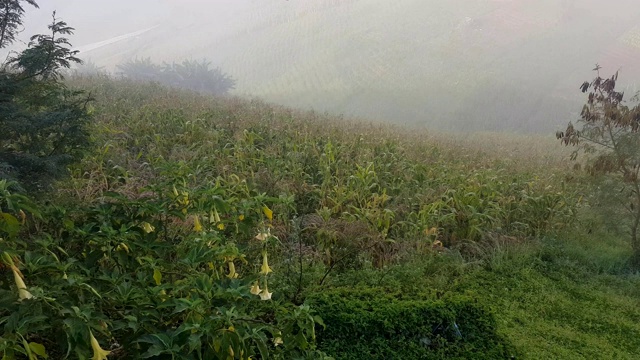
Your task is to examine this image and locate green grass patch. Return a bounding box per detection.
[309,288,515,359]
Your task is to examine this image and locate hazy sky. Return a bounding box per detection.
[18,0,640,132]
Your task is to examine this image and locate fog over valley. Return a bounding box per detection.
[20,0,640,132]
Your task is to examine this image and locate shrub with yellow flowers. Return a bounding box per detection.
[0,180,330,359]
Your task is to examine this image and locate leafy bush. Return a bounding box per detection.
[71,59,108,77]
[117,58,235,96]
[308,288,515,359]
[115,58,162,82]
[558,67,640,265]
[0,181,329,359]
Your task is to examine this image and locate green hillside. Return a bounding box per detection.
[3,77,639,358]
[76,77,640,358]
[5,0,640,356]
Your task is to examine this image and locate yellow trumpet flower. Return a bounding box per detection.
[259,285,272,301]
[263,206,273,221]
[141,222,155,233]
[89,330,111,360]
[260,252,273,275]
[227,261,239,279]
[255,228,270,241]
[116,243,130,253]
[250,281,261,295]
[11,265,33,301]
[194,216,203,232]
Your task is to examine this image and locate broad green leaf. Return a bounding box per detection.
[313,315,326,328]
[21,339,35,360]
[28,343,47,359]
[0,213,20,237]
[255,338,270,360]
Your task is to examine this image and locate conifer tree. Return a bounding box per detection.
[0,0,92,192]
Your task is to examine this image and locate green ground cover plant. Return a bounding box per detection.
[309,288,514,359]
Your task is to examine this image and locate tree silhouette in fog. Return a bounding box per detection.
[117,58,235,96]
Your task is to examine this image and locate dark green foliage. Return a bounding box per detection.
[9,12,81,80]
[117,58,235,96]
[162,59,236,96]
[0,184,328,359]
[0,0,39,48]
[0,75,92,190]
[4,74,640,358]
[308,288,515,359]
[0,4,92,192]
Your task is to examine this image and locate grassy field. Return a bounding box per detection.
[55,77,640,358]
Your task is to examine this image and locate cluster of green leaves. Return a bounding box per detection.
[116,58,235,96]
[308,288,515,359]
[0,180,38,239]
[0,177,328,359]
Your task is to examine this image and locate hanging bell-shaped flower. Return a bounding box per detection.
[227,261,239,279]
[260,251,273,275]
[259,285,273,301]
[193,216,203,232]
[89,330,111,360]
[11,265,33,301]
[250,281,261,295]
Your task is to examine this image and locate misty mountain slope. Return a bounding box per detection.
[25,0,640,132]
[62,76,640,359]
